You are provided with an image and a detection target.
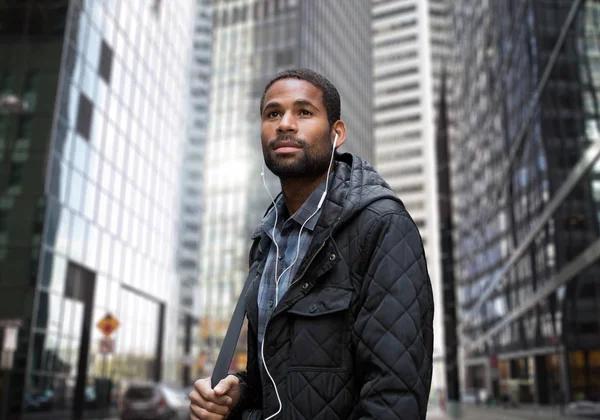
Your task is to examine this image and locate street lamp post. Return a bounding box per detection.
[0,320,21,420]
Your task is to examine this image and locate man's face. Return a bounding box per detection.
[261,78,333,179]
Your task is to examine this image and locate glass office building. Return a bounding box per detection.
[176,0,213,385]
[0,0,196,417]
[199,0,373,365]
[372,0,450,397]
[449,0,600,404]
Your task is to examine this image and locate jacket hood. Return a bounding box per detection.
[322,152,402,231]
[252,152,402,239]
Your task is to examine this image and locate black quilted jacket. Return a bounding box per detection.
[231,153,434,419]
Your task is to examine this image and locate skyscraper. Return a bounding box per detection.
[450,0,600,404]
[198,0,373,363]
[177,0,213,386]
[0,1,195,417]
[372,0,450,397]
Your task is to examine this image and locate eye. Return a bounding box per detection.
[299,109,312,116]
[267,111,281,118]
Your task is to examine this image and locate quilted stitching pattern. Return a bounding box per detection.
[290,320,343,367]
[354,212,432,419]
[231,154,433,420]
[288,370,355,419]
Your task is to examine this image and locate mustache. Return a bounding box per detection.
[269,135,306,149]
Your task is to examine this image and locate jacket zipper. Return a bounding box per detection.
[289,240,327,288]
[261,240,327,417]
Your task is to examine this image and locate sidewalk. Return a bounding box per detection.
[21,408,119,420]
[427,406,450,419]
[428,404,589,420]
[469,404,589,420]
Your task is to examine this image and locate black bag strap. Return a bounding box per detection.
[210,273,253,388]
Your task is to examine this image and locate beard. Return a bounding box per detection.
[263,133,333,179]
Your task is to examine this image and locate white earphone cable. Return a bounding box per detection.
[261,162,281,301]
[272,133,337,306]
[261,133,338,420]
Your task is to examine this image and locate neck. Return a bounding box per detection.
[280,172,328,216]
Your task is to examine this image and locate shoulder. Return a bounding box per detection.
[348,192,406,217]
[358,198,417,235]
[342,198,423,275]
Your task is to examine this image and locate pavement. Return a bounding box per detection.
[428,406,452,419]
[427,404,595,420]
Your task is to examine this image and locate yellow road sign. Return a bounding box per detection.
[96,313,120,337]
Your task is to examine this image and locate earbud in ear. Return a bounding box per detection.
[333,133,338,148]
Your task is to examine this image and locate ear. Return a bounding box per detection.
[331,120,347,149]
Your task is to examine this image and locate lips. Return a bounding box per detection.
[272,140,303,154]
[273,140,302,150]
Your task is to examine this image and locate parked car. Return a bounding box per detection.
[24,389,54,411]
[461,389,479,404]
[120,383,189,420]
[565,400,600,418]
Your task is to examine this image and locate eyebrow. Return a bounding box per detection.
[262,99,318,113]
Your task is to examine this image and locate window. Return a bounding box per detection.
[376,81,420,96]
[375,49,418,66]
[373,4,416,19]
[0,209,7,232]
[23,71,40,111]
[375,34,418,49]
[399,147,422,159]
[374,18,417,34]
[397,183,424,194]
[17,116,32,140]
[383,164,423,177]
[99,40,113,84]
[0,117,8,141]
[0,72,14,95]
[76,93,93,140]
[376,98,420,112]
[9,162,23,186]
[378,113,421,127]
[375,67,419,83]
[65,261,96,302]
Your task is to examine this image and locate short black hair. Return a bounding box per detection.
[259,68,341,127]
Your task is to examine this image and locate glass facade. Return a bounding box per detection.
[0,0,196,417]
[199,0,373,367]
[176,0,214,384]
[450,0,600,404]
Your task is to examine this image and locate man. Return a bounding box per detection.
[190,68,434,419]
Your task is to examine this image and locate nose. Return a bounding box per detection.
[277,112,296,134]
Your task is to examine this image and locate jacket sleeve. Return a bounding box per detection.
[354,211,434,420]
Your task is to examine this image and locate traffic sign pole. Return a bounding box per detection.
[96,314,119,379]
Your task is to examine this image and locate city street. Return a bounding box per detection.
[1,0,600,419]
[428,405,595,420]
[20,405,595,420]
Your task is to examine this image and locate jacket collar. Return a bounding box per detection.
[251,152,401,245]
